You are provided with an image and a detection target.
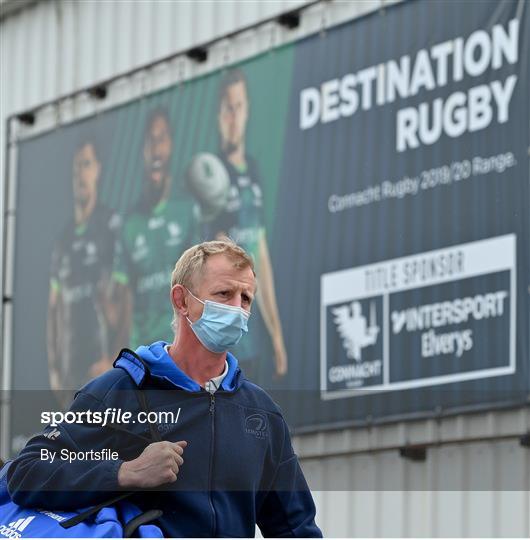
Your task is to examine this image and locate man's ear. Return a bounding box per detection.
[171,284,188,316]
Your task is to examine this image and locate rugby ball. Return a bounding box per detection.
[186,153,230,221]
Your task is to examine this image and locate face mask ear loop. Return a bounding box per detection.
[185,287,204,306]
[185,287,205,327]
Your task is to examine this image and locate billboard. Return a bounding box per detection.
[4,0,529,451]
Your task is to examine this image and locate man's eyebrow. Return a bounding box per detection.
[210,282,233,291]
[210,283,255,297]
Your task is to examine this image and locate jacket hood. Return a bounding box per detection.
[114,341,241,392]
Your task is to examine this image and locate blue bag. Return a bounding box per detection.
[0,461,162,537]
[0,363,165,538]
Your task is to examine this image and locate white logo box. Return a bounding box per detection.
[320,234,517,399]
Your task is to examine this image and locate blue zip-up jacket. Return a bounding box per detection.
[7,342,322,537]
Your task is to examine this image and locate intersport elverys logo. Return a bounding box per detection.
[245,413,267,439]
[0,516,35,538]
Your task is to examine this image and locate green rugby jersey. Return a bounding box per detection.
[205,153,264,261]
[113,196,199,348]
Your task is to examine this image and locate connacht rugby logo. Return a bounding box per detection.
[332,301,380,361]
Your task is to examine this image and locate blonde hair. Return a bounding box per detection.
[170,238,255,330]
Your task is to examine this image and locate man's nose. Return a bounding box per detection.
[227,296,243,308]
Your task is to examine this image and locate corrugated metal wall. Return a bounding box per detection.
[296,407,530,536]
[0,0,390,154]
[2,0,529,536]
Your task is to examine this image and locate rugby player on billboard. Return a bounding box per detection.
[187,69,287,378]
[110,108,199,350]
[47,139,120,405]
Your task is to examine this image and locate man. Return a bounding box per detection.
[47,139,120,405]
[200,69,288,378]
[111,107,198,350]
[8,240,322,538]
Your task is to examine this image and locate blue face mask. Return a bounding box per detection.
[186,289,250,353]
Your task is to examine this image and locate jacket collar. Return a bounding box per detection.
[113,342,241,392]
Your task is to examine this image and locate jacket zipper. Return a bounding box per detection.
[208,392,217,537]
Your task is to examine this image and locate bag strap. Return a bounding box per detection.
[61,364,162,529]
[123,509,163,538]
[134,389,162,443]
[60,492,133,529]
[118,348,162,443]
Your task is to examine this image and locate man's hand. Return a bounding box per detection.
[118,440,187,488]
